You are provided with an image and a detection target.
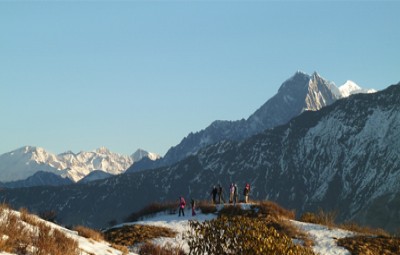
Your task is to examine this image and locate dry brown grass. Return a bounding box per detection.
[110,243,130,255]
[299,209,400,253]
[300,209,337,227]
[0,204,79,255]
[139,241,185,255]
[196,200,217,214]
[256,200,296,220]
[338,235,400,255]
[217,204,247,216]
[104,224,177,247]
[125,201,179,222]
[340,221,390,237]
[300,209,391,237]
[216,200,295,221]
[73,225,104,241]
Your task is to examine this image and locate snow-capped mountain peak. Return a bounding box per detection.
[0,146,160,183]
[339,80,362,97]
[131,149,161,162]
[339,80,376,97]
[95,146,111,155]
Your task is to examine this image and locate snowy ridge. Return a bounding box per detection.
[0,146,160,182]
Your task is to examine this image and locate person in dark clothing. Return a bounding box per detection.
[243,183,251,203]
[179,196,186,217]
[211,186,218,204]
[191,198,196,216]
[217,184,225,204]
[229,183,234,203]
[233,184,238,205]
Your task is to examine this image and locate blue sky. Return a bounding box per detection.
[1,1,399,156]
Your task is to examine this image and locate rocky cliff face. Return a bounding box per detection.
[1,83,397,232]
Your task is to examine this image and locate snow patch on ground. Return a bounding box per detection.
[120,210,216,254]
[291,220,354,255]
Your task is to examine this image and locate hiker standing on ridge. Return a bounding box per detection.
[211,186,218,204]
[233,183,239,205]
[229,183,235,203]
[243,183,251,203]
[218,184,225,204]
[178,196,186,217]
[191,198,196,216]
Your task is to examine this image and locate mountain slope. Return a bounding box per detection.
[0,82,397,231]
[78,170,113,183]
[0,171,73,188]
[130,71,373,172]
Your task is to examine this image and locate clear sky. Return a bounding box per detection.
[1,1,399,156]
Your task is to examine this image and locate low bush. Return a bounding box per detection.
[340,221,390,237]
[104,224,177,247]
[187,215,315,255]
[338,235,400,255]
[38,210,58,223]
[196,200,217,214]
[218,204,247,217]
[73,225,104,241]
[300,209,337,227]
[256,201,296,220]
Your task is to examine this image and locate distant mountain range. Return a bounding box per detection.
[0,146,160,184]
[3,72,398,235]
[128,71,375,172]
[0,72,373,188]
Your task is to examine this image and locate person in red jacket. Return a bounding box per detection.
[179,196,186,217]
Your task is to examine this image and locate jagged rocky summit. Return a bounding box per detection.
[129,71,376,172]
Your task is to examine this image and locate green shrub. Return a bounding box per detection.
[187,216,315,255]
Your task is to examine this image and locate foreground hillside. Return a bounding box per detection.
[105,201,400,255]
[0,204,134,255]
[1,201,399,255]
